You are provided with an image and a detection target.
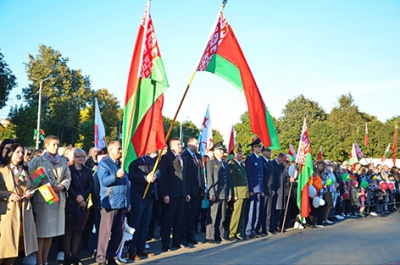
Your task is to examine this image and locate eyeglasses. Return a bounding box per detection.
[27,153,32,156]
[75,156,86,159]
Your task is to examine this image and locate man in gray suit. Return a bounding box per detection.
[205,142,231,243]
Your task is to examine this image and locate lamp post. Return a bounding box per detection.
[32,76,52,149]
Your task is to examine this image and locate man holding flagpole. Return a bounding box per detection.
[96,141,131,265]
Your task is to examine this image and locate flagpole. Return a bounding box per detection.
[142,0,229,199]
[121,0,151,171]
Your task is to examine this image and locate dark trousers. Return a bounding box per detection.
[160,197,185,248]
[206,199,226,240]
[229,198,247,238]
[89,206,101,252]
[96,208,126,263]
[184,193,201,242]
[269,194,278,232]
[245,193,261,235]
[148,197,161,239]
[258,194,271,233]
[128,192,153,254]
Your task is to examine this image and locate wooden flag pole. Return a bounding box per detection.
[142,0,229,199]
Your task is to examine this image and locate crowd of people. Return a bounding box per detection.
[0,136,399,265]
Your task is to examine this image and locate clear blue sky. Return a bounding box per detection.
[1,0,399,145]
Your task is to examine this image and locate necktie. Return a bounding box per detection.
[193,153,199,166]
[176,154,183,169]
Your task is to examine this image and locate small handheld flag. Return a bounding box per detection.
[30,167,47,184]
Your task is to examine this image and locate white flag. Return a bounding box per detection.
[94,98,106,150]
[199,105,213,156]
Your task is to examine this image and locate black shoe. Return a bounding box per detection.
[194,227,199,234]
[162,246,171,252]
[234,234,244,240]
[107,259,117,265]
[72,257,83,265]
[246,234,255,239]
[254,233,263,238]
[228,237,237,241]
[173,243,189,249]
[206,239,217,244]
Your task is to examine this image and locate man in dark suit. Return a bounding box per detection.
[244,138,264,238]
[257,146,273,235]
[206,142,231,243]
[127,153,158,260]
[269,152,286,233]
[228,143,249,241]
[182,137,204,244]
[158,138,190,251]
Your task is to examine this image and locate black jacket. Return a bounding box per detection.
[182,149,204,196]
[158,150,189,198]
[128,155,159,200]
[67,165,94,206]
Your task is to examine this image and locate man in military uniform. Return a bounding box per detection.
[205,142,231,243]
[245,138,264,238]
[228,143,249,241]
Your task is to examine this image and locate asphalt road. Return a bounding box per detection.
[67,211,400,265]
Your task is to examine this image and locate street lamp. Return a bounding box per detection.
[32,75,52,149]
[180,116,190,146]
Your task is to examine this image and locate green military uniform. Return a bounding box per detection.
[228,148,249,239]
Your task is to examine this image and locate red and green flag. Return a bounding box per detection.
[297,153,313,219]
[363,123,368,146]
[30,166,47,184]
[196,11,279,150]
[122,1,169,172]
[296,118,312,219]
[381,143,391,162]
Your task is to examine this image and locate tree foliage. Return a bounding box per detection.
[232,93,398,162]
[0,51,17,109]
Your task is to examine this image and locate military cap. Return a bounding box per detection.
[231,143,242,154]
[248,138,261,147]
[210,141,225,152]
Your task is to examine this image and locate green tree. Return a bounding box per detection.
[278,95,327,154]
[212,129,223,144]
[234,111,279,155]
[77,88,121,151]
[0,51,17,109]
[326,93,366,161]
[22,45,91,146]
[0,122,16,140]
[8,104,38,147]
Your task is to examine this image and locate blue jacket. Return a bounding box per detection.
[245,153,264,193]
[98,156,130,209]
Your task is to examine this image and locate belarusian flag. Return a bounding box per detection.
[381,143,390,162]
[296,118,312,165]
[196,11,280,150]
[296,118,312,219]
[30,167,47,184]
[392,127,398,166]
[122,1,169,172]
[363,123,368,146]
[349,142,358,165]
[199,105,213,156]
[288,143,297,160]
[317,146,323,160]
[297,153,313,219]
[94,98,106,150]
